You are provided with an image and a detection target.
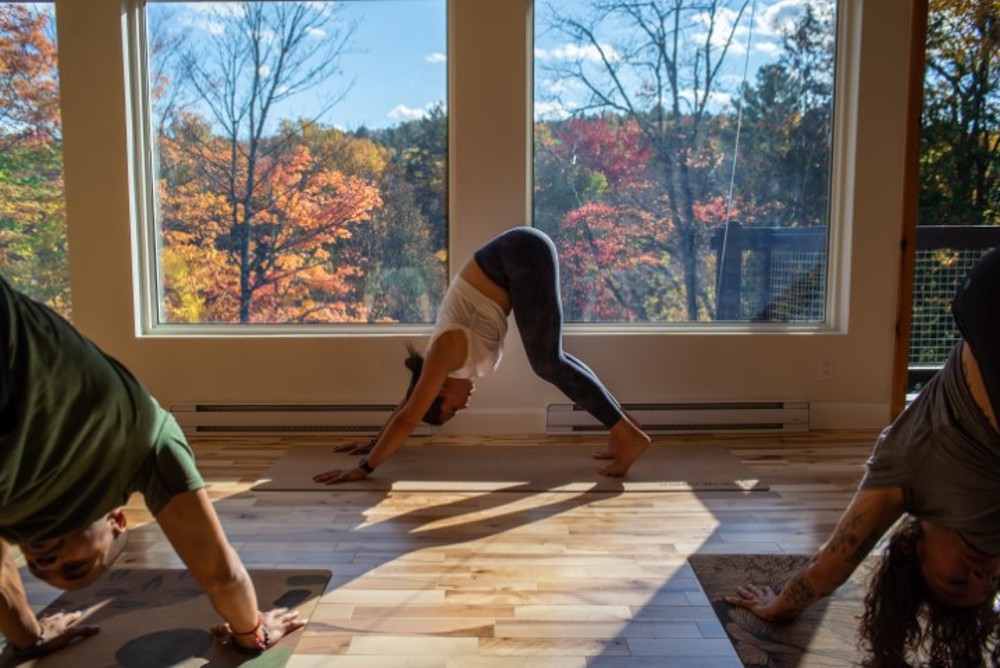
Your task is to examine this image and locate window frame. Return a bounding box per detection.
[124,0,859,338]
[124,0,450,337]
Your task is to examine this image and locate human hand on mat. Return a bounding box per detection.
[313,466,368,484]
[724,583,783,620]
[13,611,99,659]
[212,607,304,652]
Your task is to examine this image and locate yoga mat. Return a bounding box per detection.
[1,568,330,668]
[689,553,874,667]
[252,442,768,492]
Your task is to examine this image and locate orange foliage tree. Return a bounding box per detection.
[558,202,667,321]
[536,115,687,321]
[0,4,59,142]
[158,113,382,323]
[0,5,69,314]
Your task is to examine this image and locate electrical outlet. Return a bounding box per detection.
[818,356,834,381]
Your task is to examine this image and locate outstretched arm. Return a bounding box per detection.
[314,332,466,484]
[0,539,98,657]
[156,489,304,651]
[331,398,408,454]
[726,485,904,621]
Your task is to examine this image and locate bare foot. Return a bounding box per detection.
[597,418,651,477]
[593,410,644,462]
[592,439,616,460]
[598,434,650,476]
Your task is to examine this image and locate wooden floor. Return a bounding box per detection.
[21,430,879,667]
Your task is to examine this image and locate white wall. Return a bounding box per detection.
[54,0,913,433]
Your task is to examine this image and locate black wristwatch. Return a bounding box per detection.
[13,626,46,658]
[358,457,375,474]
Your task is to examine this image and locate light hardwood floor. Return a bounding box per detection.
[20,430,879,667]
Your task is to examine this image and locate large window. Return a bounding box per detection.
[0,2,70,317]
[135,0,447,326]
[533,0,838,324]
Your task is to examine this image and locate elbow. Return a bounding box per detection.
[194,547,250,596]
[394,408,425,433]
[201,564,251,600]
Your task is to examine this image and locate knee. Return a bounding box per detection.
[527,354,563,383]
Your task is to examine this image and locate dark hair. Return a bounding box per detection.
[859,517,1000,667]
[404,343,445,426]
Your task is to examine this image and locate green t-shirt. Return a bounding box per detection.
[0,277,204,546]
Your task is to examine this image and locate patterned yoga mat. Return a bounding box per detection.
[689,553,873,667]
[2,568,330,668]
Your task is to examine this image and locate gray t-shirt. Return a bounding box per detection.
[861,343,1000,555]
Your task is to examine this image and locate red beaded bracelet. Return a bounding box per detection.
[232,612,268,652]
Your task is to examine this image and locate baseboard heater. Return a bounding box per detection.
[170,403,431,435]
[546,401,809,434]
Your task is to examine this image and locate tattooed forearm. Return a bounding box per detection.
[781,571,819,610]
[826,507,880,566]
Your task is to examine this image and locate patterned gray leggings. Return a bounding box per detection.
[474,227,624,429]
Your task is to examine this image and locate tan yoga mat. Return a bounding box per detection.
[689,553,875,667]
[2,569,330,668]
[252,442,768,492]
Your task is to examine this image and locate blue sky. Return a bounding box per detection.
[534,0,828,119]
[144,0,824,131]
[152,1,448,131]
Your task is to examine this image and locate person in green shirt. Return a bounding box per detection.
[0,276,303,659]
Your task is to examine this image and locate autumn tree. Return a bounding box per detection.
[540,0,754,321]
[907,0,999,368]
[347,170,444,323]
[557,201,668,321]
[369,103,449,256]
[159,113,382,323]
[290,119,445,323]
[0,4,68,314]
[706,3,835,322]
[156,2,374,323]
[535,115,684,321]
[731,2,835,229]
[920,0,1000,227]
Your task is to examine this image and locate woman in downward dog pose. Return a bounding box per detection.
[727,248,1000,665]
[314,226,650,485]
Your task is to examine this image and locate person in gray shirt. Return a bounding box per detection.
[727,248,1000,665]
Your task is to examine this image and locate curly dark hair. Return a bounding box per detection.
[859,517,1000,667]
[404,343,445,426]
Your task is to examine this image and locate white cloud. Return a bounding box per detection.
[690,1,818,60]
[387,102,445,122]
[537,75,586,97]
[174,3,241,36]
[758,0,814,38]
[535,42,619,64]
[425,52,447,64]
[534,100,571,121]
[691,7,756,54]
[755,41,780,56]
